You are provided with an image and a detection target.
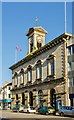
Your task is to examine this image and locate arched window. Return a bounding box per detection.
[14,72,18,87]
[50,89,56,109]
[36,60,42,80]
[47,55,55,76]
[27,65,32,82]
[20,69,24,85]
[38,90,43,108]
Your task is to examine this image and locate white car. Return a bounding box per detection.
[59,106,74,116]
[23,106,36,113]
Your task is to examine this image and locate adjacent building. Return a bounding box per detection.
[9,26,74,110]
[0,82,12,109]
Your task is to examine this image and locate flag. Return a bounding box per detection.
[16,46,22,51]
[35,17,39,22]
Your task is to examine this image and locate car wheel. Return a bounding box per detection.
[53,112,56,115]
[46,112,49,115]
[27,110,29,113]
[60,112,64,116]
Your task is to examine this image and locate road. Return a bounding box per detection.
[0,110,74,120]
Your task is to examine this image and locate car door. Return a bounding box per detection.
[63,107,69,115]
[72,108,74,116]
[65,107,72,116]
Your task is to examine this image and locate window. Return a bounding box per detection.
[30,42,33,52]
[69,78,74,87]
[20,69,24,85]
[9,87,11,90]
[20,74,24,84]
[68,46,71,55]
[73,78,74,86]
[47,56,54,76]
[69,79,73,87]
[14,72,18,87]
[37,42,42,49]
[8,94,11,98]
[15,76,18,86]
[27,65,32,82]
[68,45,74,55]
[22,93,25,105]
[16,94,18,100]
[68,62,72,71]
[36,60,42,79]
[72,45,74,54]
[30,36,33,52]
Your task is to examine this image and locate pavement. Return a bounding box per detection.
[0,110,74,120]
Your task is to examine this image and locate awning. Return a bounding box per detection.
[0,99,12,103]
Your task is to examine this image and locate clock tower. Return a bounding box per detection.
[26,26,47,54]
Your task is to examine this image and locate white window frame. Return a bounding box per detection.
[47,58,54,76]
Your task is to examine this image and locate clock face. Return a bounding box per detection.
[37,36,42,43]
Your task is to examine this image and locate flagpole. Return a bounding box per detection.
[65,0,66,33]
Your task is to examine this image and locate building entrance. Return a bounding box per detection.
[38,90,43,108]
[50,89,56,110]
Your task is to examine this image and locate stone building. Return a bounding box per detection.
[0,82,12,109]
[10,26,74,110]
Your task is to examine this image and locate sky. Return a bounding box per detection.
[1,1,72,87]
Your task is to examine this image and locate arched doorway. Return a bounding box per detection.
[29,91,33,106]
[50,89,56,110]
[38,90,43,108]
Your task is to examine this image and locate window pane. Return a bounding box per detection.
[37,65,42,79]
[73,78,74,86]
[68,46,71,55]
[39,65,42,78]
[50,59,54,75]
[15,76,18,86]
[30,70,32,81]
[68,63,71,71]
[72,45,74,54]
[21,74,24,84]
[69,79,73,87]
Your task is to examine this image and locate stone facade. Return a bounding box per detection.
[10,26,74,110]
[0,82,12,110]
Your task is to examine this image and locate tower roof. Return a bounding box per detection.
[26,26,48,36]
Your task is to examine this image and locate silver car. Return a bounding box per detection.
[59,106,74,116]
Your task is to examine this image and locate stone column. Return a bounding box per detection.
[48,89,50,106]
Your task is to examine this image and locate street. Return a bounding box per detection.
[0,110,74,120]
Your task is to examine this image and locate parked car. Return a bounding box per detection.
[58,106,74,116]
[23,106,36,113]
[12,106,19,112]
[38,106,55,115]
[12,104,24,112]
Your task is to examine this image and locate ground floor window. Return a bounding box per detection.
[50,89,56,110]
[29,91,33,106]
[22,93,25,105]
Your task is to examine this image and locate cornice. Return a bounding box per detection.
[9,33,72,70]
